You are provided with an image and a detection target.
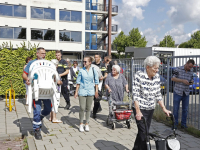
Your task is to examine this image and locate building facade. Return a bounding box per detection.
[0,0,118,59]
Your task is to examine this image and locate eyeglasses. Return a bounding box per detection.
[83,61,87,63]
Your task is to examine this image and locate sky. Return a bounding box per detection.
[112,0,200,46]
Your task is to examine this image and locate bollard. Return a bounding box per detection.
[5,82,16,112]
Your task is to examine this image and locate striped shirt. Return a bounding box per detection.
[132,70,162,110]
[172,66,193,96]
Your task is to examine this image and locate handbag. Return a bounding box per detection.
[92,67,102,102]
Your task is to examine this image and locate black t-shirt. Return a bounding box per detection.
[107,61,114,73]
[57,59,68,79]
[92,61,107,76]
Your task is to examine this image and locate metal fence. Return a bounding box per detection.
[166,55,200,130]
[70,56,200,130]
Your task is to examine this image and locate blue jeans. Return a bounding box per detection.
[32,99,51,131]
[173,92,189,126]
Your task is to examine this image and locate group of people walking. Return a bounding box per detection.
[22,47,194,150]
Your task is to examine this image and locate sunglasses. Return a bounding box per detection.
[83,61,88,63]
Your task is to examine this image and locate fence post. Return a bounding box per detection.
[130,57,134,94]
[166,57,170,110]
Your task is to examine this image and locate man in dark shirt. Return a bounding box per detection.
[56,50,71,110]
[106,55,115,73]
[92,54,107,119]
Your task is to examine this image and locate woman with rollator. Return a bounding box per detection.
[132,56,171,150]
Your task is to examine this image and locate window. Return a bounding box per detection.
[31,7,55,20]
[60,0,82,2]
[31,29,55,41]
[0,27,26,39]
[0,4,26,17]
[59,31,81,42]
[59,10,82,22]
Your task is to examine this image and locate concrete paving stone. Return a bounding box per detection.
[188,148,200,150]
[45,143,62,149]
[99,146,118,150]
[79,134,96,140]
[86,143,99,150]
[118,139,132,145]
[36,145,46,150]
[101,141,121,147]
[70,131,85,137]
[60,141,78,147]
[71,144,91,150]
[93,133,110,138]
[56,146,73,150]
[56,133,71,139]
[104,136,123,142]
[114,144,131,150]
[42,135,57,141]
[35,140,52,146]
[65,136,82,142]
[185,141,200,148]
[51,137,67,144]
[76,139,94,145]
[60,129,76,134]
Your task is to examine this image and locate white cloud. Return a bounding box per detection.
[166,0,200,26]
[164,25,197,44]
[157,7,165,12]
[142,28,159,46]
[114,0,151,34]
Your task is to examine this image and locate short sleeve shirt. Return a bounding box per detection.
[57,59,68,79]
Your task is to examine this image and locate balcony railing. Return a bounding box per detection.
[86,3,118,13]
[85,23,118,32]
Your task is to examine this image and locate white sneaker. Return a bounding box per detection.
[79,124,84,132]
[85,124,89,132]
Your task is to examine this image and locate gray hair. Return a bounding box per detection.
[144,56,161,68]
[37,47,45,53]
[112,65,121,73]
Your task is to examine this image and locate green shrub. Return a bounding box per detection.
[0,42,56,96]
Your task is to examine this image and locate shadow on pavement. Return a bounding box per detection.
[13,117,49,136]
[60,116,80,130]
[94,140,130,150]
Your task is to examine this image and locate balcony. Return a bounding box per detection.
[85,23,118,33]
[86,3,118,14]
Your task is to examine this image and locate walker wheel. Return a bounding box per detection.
[112,123,115,130]
[106,118,109,126]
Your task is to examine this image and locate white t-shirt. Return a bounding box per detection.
[68,69,71,80]
[73,67,78,73]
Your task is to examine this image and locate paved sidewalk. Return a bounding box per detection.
[1,97,200,150]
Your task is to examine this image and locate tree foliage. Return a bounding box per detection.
[159,35,175,47]
[112,28,147,57]
[0,42,56,96]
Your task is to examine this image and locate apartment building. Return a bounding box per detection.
[0,0,118,59]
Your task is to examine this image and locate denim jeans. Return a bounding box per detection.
[32,99,51,131]
[173,92,189,126]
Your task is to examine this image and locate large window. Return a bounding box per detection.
[0,27,26,39]
[0,4,26,17]
[31,29,55,41]
[59,31,81,42]
[60,10,82,22]
[31,7,55,20]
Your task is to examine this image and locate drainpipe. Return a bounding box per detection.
[107,0,112,56]
[103,0,106,50]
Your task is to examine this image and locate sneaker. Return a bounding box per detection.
[64,102,71,110]
[79,124,84,132]
[34,128,42,140]
[85,125,89,132]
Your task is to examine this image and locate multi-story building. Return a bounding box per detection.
[0,0,118,59]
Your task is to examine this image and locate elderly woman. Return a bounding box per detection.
[132,56,171,150]
[105,65,129,102]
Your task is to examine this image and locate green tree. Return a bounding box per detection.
[179,42,190,48]
[112,31,127,56]
[112,28,147,58]
[187,30,200,48]
[127,28,147,47]
[159,35,175,47]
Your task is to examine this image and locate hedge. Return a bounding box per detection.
[0,42,56,96]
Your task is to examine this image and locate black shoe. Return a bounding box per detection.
[93,114,96,119]
[64,102,71,110]
[34,129,42,140]
[97,107,102,113]
[181,125,188,129]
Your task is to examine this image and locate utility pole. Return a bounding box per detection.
[107,0,112,56]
